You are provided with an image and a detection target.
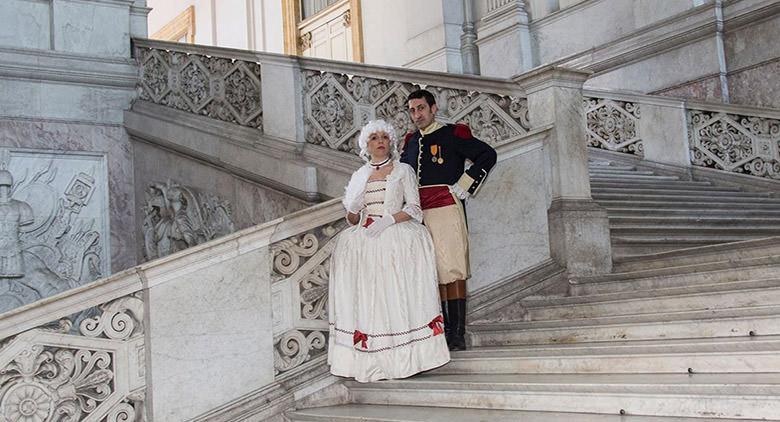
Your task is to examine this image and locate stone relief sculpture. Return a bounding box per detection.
[0,151,108,314]
[142,180,235,261]
[0,170,34,278]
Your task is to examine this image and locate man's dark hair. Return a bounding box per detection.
[407,89,436,107]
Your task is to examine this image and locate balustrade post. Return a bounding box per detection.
[515,66,612,275]
[261,58,306,145]
[637,99,691,168]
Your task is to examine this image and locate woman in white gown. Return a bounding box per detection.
[328,119,450,383]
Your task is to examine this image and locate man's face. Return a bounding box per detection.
[408,98,438,130]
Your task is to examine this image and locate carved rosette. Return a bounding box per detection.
[302,70,530,154]
[584,97,644,156]
[136,47,263,131]
[689,110,780,179]
[0,294,145,422]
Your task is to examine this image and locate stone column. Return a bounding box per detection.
[515,66,612,275]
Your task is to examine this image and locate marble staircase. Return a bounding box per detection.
[289,236,780,420]
[589,160,780,259]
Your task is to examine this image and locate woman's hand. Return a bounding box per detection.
[365,214,395,237]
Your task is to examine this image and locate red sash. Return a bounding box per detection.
[419,185,456,210]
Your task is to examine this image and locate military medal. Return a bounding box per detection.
[430,145,444,164]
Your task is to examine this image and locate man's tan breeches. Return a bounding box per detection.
[423,202,470,285]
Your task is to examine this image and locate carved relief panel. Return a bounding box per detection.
[0,149,110,313]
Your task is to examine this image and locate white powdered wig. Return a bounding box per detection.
[357,119,400,161]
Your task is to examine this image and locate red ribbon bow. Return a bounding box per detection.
[428,315,444,336]
[362,217,374,228]
[353,330,368,349]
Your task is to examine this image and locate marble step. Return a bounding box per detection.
[590,175,680,182]
[593,187,758,196]
[609,226,780,237]
[602,207,780,217]
[595,199,780,209]
[592,192,780,203]
[435,336,780,375]
[589,170,657,177]
[590,181,717,189]
[345,373,780,419]
[287,404,766,422]
[569,255,780,295]
[468,304,780,346]
[613,237,780,272]
[610,236,770,259]
[608,216,780,226]
[612,243,729,260]
[524,278,780,321]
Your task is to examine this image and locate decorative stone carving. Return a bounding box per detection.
[299,32,313,50]
[0,170,34,278]
[273,329,327,375]
[300,258,329,320]
[302,70,530,155]
[584,97,644,156]
[270,221,345,375]
[142,180,235,261]
[137,47,263,130]
[0,150,109,313]
[342,10,351,27]
[689,110,780,179]
[0,294,145,422]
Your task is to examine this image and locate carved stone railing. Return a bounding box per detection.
[584,88,780,181]
[135,44,263,131]
[0,284,146,422]
[583,96,643,157]
[301,68,531,155]
[688,107,780,179]
[270,215,347,376]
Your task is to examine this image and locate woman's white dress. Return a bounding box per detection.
[328,161,450,383]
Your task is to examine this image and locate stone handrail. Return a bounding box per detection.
[0,197,346,421]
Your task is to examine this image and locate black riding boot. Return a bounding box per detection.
[441,300,453,349]
[453,298,467,350]
[447,299,465,351]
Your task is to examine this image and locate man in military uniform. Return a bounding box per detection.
[401,89,497,351]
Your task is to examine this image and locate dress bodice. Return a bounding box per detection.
[364,179,387,218]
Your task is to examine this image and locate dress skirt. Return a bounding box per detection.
[328,219,450,383]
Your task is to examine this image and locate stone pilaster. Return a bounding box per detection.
[515,66,612,275]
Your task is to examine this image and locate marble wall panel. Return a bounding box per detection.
[586,37,720,94]
[727,58,780,109]
[0,119,136,277]
[533,0,636,64]
[0,0,51,51]
[652,75,722,103]
[132,140,311,262]
[147,246,274,421]
[0,79,133,125]
[467,147,551,293]
[53,0,131,57]
[724,14,780,71]
[478,30,525,78]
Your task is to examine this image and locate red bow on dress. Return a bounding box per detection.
[428,315,444,336]
[353,330,368,349]
[362,217,374,228]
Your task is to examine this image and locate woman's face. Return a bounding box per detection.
[366,131,391,160]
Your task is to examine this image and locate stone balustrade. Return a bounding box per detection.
[0,197,347,421]
[584,88,780,181]
[0,274,146,422]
